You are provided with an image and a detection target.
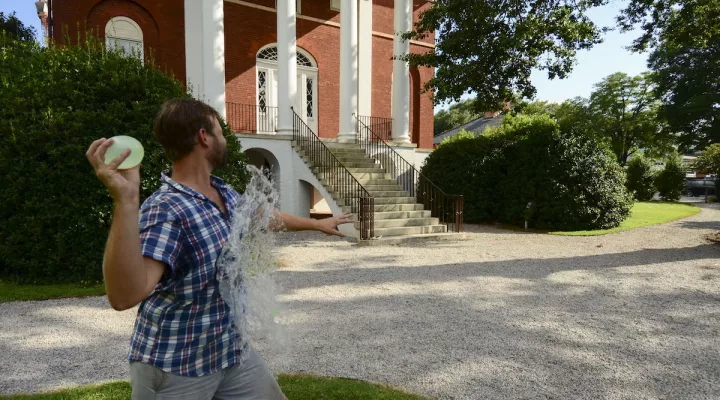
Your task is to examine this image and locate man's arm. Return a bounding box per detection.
[86,138,166,311]
[271,210,353,236]
[103,201,166,311]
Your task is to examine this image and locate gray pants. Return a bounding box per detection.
[130,347,286,400]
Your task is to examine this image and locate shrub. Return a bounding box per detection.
[422,115,633,231]
[626,155,657,201]
[0,37,249,284]
[692,143,720,193]
[655,155,686,201]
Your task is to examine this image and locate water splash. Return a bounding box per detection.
[217,166,290,368]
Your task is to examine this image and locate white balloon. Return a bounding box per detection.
[104,135,145,170]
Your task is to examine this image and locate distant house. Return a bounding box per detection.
[433,112,505,146]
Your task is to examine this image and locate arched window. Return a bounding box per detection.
[256,45,318,133]
[105,16,143,60]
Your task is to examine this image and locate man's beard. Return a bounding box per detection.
[211,140,228,169]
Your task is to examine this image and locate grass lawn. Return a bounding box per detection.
[0,281,105,303]
[551,201,701,236]
[0,375,432,400]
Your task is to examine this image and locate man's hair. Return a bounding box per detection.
[153,99,221,162]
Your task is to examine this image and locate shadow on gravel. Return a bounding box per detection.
[279,244,720,289]
[677,220,720,230]
[277,245,720,399]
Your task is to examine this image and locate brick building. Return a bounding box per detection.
[42,0,463,240]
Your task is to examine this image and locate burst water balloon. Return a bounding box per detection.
[217,166,290,368]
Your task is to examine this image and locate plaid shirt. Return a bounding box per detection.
[129,171,245,376]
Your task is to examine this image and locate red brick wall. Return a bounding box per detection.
[51,0,185,81]
[51,0,435,148]
[224,1,342,138]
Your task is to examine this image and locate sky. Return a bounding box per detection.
[2,0,648,110]
[1,0,40,36]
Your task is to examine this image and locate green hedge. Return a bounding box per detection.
[422,115,633,231]
[0,37,249,284]
[626,155,657,201]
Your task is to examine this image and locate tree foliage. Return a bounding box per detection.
[0,11,35,44]
[619,0,720,152]
[434,98,481,135]
[626,154,657,201]
[587,72,672,165]
[423,115,632,231]
[692,143,720,177]
[405,0,607,112]
[655,155,686,201]
[0,37,249,284]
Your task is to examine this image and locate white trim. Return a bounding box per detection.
[225,0,435,49]
[105,16,143,40]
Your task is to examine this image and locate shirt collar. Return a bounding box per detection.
[161,170,230,202]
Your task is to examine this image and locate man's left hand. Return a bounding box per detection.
[315,213,354,237]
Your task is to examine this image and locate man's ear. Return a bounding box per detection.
[197,128,211,148]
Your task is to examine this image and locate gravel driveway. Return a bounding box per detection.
[2,203,719,399]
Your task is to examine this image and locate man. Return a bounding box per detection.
[86,99,352,399]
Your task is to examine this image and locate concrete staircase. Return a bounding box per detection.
[294,141,454,242]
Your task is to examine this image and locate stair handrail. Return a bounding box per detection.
[292,109,375,239]
[354,115,464,233]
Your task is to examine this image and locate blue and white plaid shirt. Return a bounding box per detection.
[129,171,245,376]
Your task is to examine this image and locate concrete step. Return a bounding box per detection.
[355,178,401,185]
[350,172,393,180]
[332,154,374,162]
[321,142,361,150]
[373,210,432,220]
[363,184,404,191]
[305,159,379,169]
[370,224,448,237]
[357,232,467,246]
[342,203,426,213]
[346,167,386,173]
[355,217,440,229]
[365,190,410,198]
[372,197,416,205]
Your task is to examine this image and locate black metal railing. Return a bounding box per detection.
[355,115,464,233]
[292,108,375,240]
[356,115,393,141]
[226,102,278,134]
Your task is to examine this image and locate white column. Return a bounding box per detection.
[391,0,411,144]
[358,0,373,116]
[338,0,359,141]
[184,0,226,119]
[277,0,297,134]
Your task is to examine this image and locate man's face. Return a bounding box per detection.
[209,117,228,169]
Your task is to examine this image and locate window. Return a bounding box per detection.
[258,71,267,112]
[306,78,314,118]
[105,17,143,60]
[330,0,340,11]
[257,46,314,67]
[276,0,301,14]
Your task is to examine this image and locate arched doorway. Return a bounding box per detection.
[298,180,332,220]
[243,147,280,185]
[256,44,318,133]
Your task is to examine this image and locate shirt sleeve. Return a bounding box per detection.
[139,202,184,272]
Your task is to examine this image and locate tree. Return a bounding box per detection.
[655,155,686,201]
[0,11,35,44]
[434,98,480,135]
[693,143,720,181]
[0,37,249,284]
[405,0,607,112]
[619,0,720,152]
[626,154,657,201]
[586,72,672,165]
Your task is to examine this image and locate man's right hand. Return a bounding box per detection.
[86,138,140,203]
